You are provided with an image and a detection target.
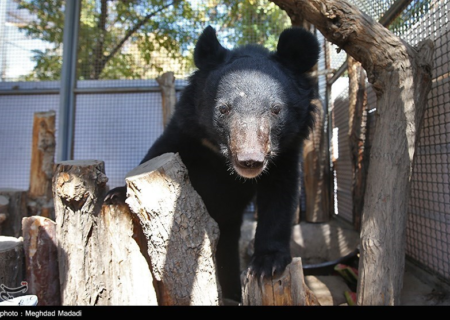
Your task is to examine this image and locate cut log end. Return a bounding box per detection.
[241,258,320,306]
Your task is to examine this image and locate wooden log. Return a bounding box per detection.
[156,72,176,128]
[28,111,56,219]
[53,160,157,305]
[125,152,222,306]
[0,195,8,235]
[98,203,158,305]
[0,189,28,238]
[241,258,320,306]
[22,216,60,306]
[53,160,108,305]
[0,236,25,292]
[303,99,330,223]
[347,56,369,231]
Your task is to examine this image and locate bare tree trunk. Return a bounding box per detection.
[347,57,369,231]
[303,99,330,222]
[22,216,60,306]
[28,111,56,219]
[271,0,434,304]
[125,153,222,306]
[241,258,320,305]
[156,72,176,128]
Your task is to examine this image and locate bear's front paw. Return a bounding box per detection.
[103,185,127,205]
[248,251,292,278]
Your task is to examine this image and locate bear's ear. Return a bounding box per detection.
[194,26,228,70]
[273,27,320,74]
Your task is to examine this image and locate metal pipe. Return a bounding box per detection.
[0,86,184,96]
[73,86,185,94]
[0,89,60,95]
[57,0,81,162]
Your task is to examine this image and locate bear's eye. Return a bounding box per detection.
[218,104,230,115]
[271,104,282,115]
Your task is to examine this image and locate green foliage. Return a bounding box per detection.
[18,0,290,80]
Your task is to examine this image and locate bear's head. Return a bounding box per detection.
[194,26,319,179]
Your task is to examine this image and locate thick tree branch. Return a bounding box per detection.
[271,0,414,94]
[92,0,108,79]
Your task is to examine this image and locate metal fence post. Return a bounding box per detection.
[57,0,81,161]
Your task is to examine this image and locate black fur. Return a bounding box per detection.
[105,26,319,302]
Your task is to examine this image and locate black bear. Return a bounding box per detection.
[105,26,319,302]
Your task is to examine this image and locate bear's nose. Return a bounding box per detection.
[237,152,264,169]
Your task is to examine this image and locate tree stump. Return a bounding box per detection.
[0,189,28,238]
[53,160,108,305]
[22,216,60,306]
[53,160,158,305]
[125,152,222,306]
[28,111,56,219]
[0,236,25,294]
[241,258,320,306]
[156,71,176,128]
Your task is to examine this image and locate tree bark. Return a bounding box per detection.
[0,196,8,235]
[0,189,28,238]
[241,258,320,305]
[347,56,369,231]
[0,236,25,291]
[303,99,330,222]
[22,216,60,306]
[156,72,177,128]
[98,203,158,305]
[53,160,108,305]
[271,0,434,304]
[125,152,222,306]
[53,160,158,305]
[28,111,56,219]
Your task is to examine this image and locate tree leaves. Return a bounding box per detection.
[17,0,290,80]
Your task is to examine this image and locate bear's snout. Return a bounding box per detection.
[236,151,265,170]
[233,151,267,178]
[229,116,270,179]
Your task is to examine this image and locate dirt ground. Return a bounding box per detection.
[303,267,450,306]
[239,215,450,306]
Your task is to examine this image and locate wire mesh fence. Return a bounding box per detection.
[403,0,450,281]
